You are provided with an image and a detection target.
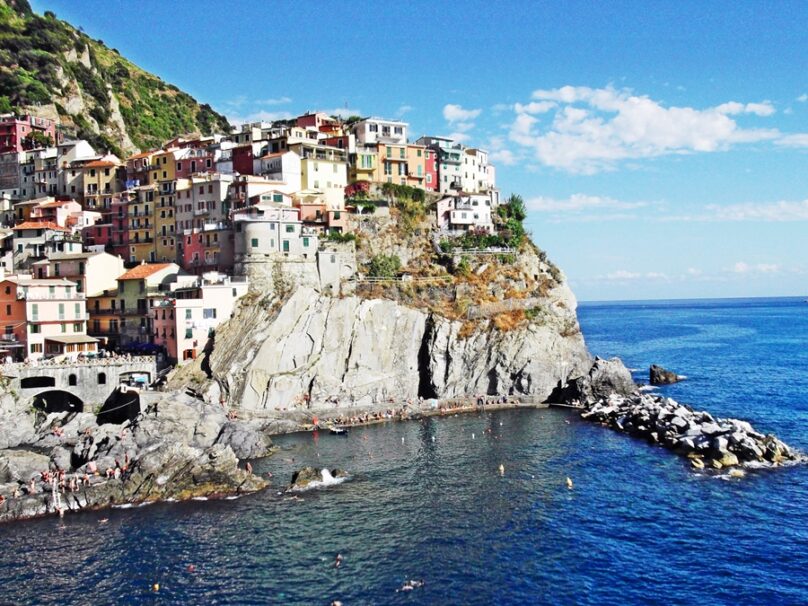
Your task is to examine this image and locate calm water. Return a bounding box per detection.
[1,297,807,605]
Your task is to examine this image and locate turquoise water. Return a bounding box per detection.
[0,297,806,604]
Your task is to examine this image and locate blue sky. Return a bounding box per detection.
[33,0,808,300]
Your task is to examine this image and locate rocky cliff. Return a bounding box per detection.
[0,0,229,154]
[179,202,593,413]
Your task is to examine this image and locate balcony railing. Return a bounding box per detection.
[17,292,84,301]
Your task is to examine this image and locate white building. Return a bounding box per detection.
[461,148,495,193]
[254,150,302,192]
[233,203,319,259]
[436,192,498,234]
[352,118,408,146]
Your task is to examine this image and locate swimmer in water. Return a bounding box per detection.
[334,553,343,568]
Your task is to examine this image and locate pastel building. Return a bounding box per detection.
[436,192,498,234]
[416,136,464,194]
[0,114,59,154]
[32,251,124,296]
[0,275,96,362]
[116,262,181,346]
[351,118,408,146]
[151,272,248,364]
[289,142,347,210]
[233,203,319,260]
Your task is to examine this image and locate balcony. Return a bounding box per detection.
[17,291,84,301]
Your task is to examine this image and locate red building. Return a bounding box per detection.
[424,148,438,192]
[0,115,60,154]
[109,194,130,260]
[83,222,113,249]
[175,149,216,178]
[232,144,257,176]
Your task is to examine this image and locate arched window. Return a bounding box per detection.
[68,374,77,386]
[98,372,106,385]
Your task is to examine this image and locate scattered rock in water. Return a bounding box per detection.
[289,467,348,491]
[649,365,683,385]
[579,392,802,473]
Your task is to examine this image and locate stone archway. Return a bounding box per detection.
[32,390,83,414]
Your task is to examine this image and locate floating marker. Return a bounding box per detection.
[498,464,505,476]
[566,477,574,490]
[152,583,160,592]
[472,433,475,439]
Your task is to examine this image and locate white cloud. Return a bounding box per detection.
[396,104,413,117]
[226,110,294,125]
[445,132,471,143]
[715,101,775,116]
[452,121,476,133]
[731,262,780,274]
[526,193,649,212]
[443,104,482,123]
[514,101,556,114]
[506,85,781,173]
[313,107,362,119]
[798,94,808,103]
[686,267,702,276]
[600,270,669,281]
[257,96,292,105]
[490,149,517,165]
[776,133,808,147]
[666,199,808,222]
[491,103,513,113]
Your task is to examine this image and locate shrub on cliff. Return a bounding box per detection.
[367,254,401,278]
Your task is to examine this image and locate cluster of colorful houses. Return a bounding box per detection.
[0,110,500,364]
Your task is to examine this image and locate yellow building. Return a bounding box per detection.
[349,145,378,184]
[290,143,348,210]
[128,184,157,263]
[379,143,408,186]
[81,158,122,213]
[406,144,427,189]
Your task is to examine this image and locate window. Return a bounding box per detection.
[285,224,294,233]
[399,148,405,159]
[386,146,392,156]
[185,309,192,320]
[75,303,80,317]
[4,304,9,315]
[30,324,41,334]
[61,323,67,333]
[30,343,42,354]
[97,372,106,385]
[303,237,309,247]
[54,263,60,276]
[417,149,422,157]
[74,322,82,332]
[185,328,193,339]
[251,238,258,247]
[203,308,216,319]
[68,374,77,386]
[58,303,64,320]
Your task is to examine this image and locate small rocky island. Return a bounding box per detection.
[650,364,683,385]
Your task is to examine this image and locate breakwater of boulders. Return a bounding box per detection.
[580,392,802,471]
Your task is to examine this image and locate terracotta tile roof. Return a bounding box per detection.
[13,221,70,232]
[83,160,119,168]
[117,263,174,280]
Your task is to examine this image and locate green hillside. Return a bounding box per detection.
[0,0,230,155]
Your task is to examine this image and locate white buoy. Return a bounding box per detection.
[401,437,405,443]
[498,464,505,476]
[431,436,435,442]
[566,477,574,490]
[472,433,475,439]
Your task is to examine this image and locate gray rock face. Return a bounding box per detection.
[207,284,591,411]
[216,421,273,459]
[547,357,636,404]
[0,393,36,449]
[0,450,51,483]
[650,365,682,385]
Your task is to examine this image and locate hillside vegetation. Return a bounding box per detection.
[0,0,230,154]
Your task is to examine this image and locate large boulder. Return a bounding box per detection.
[0,450,50,483]
[215,421,272,459]
[649,365,682,385]
[289,466,323,491]
[589,357,636,400]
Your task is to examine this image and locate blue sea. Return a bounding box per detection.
[1,296,807,605]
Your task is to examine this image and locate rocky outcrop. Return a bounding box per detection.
[579,392,801,471]
[204,282,591,412]
[0,392,271,523]
[547,356,636,404]
[650,365,682,385]
[289,467,348,491]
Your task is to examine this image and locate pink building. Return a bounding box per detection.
[0,275,96,361]
[0,115,60,154]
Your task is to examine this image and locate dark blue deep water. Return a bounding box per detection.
[1,297,807,605]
